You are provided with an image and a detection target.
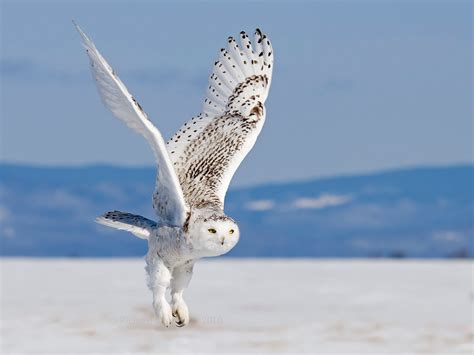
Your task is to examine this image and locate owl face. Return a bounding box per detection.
[189,214,240,256]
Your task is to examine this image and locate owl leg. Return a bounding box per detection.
[145,255,172,327]
[170,261,194,327]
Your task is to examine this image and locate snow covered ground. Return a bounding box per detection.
[1,258,472,354]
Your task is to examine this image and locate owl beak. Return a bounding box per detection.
[219,236,225,245]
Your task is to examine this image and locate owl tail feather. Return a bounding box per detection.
[95,210,157,240]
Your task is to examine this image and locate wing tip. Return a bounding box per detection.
[95,210,120,224]
[72,20,84,37]
[72,20,94,50]
[95,215,108,225]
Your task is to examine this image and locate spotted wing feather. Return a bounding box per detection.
[167,29,273,208]
[96,211,157,239]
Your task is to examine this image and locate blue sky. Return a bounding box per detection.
[1,1,472,186]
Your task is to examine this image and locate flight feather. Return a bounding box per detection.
[167,29,273,209]
[75,23,189,225]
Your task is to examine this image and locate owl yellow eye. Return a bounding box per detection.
[208,228,217,234]
[229,229,234,235]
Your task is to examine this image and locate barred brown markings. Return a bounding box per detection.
[175,116,238,207]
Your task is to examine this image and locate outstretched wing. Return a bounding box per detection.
[96,211,157,239]
[75,23,188,226]
[167,29,273,209]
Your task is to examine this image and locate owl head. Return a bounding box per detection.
[188,212,240,256]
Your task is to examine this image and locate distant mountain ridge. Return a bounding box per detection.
[0,164,472,258]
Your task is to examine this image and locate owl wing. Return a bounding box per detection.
[167,29,273,209]
[75,23,189,226]
[96,211,157,239]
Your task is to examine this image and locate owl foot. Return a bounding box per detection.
[172,299,190,327]
[153,299,173,327]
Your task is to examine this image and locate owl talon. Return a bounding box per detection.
[172,299,190,327]
[153,299,173,327]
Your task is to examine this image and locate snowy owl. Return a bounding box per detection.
[75,24,273,327]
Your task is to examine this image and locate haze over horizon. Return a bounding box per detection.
[1,1,472,186]
[1,160,472,189]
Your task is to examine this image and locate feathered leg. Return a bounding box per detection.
[145,253,172,327]
[170,261,194,327]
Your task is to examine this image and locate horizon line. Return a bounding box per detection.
[1,161,472,189]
